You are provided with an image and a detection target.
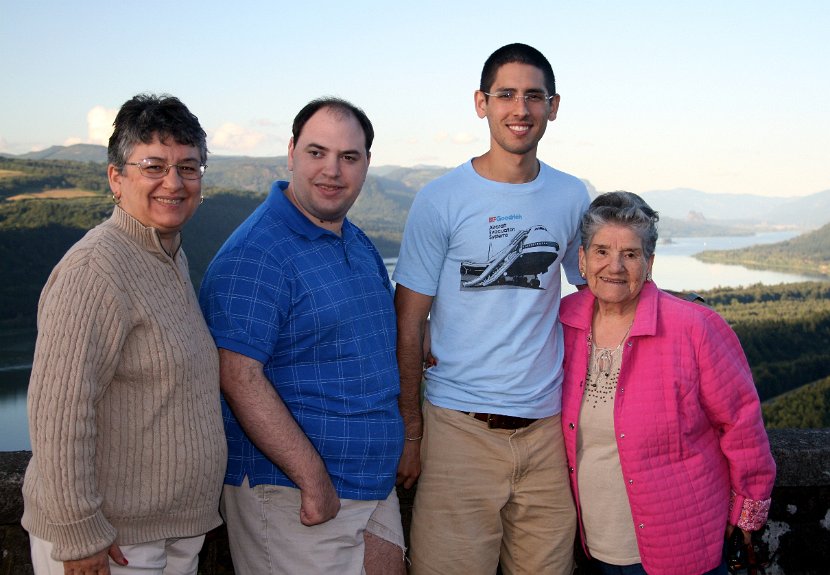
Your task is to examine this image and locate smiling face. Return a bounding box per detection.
[475,62,560,158]
[286,107,370,234]
[580,224,655,312]
[108,134,202,246]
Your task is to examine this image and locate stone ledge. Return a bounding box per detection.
[767,429,830,486]
[1,429,828,574]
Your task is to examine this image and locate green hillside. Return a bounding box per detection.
[695,221,830,277]
[0,197,113,325]
[2,154,830,426]
[0,152,417,327]
[0,157,108,200]
[763,376,830,429]
[699,282,830,401]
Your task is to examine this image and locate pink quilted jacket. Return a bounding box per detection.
[560,281,776,575]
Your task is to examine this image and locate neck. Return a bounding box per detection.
[594,297,639,321]
[592,299,638,348]
[284,184,343,236]
[159,234,179,257]
[472,149,540,184]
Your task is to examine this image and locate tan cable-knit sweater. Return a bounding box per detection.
[22,206,226,561]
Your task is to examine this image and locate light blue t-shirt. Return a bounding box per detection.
[393,160,589,418]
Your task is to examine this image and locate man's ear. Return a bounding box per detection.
[474,90,488,119]
[548,93,561,122]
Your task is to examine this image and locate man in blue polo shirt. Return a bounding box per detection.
[199,97,405,575]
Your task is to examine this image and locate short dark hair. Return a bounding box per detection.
[581,191,660,259]
[108,94,207,169]
[480,43,556,96]
[292,97,374,154]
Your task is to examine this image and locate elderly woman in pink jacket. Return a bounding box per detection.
[560,191,775,575]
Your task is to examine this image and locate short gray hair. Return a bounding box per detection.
[581,191,660,259]
[108,93,207,169]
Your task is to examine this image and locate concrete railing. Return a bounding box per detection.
[2,429,828,574]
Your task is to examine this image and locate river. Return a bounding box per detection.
[1,231,824,451]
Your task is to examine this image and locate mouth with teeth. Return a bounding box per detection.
[154,197,184,206]
[507,123,531,136]
[315,182,344,196]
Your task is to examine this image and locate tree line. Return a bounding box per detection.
[1,157,829,427]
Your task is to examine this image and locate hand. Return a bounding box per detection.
[725,524,752,544]
[396,439,422,489]
[63,543,126,575]
[299,470,341,526]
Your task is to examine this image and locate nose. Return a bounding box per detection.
[610,255,626,271]
[321,155,341,178]
[511,95,530,115]
[162,165,185,187]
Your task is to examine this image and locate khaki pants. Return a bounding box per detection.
[221,478,404,575]
[409,400,576,575]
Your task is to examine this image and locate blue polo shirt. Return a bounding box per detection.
[199,181,403,500]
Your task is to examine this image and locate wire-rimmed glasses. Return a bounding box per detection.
[124,158,207,180]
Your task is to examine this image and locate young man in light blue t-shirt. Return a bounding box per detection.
[394,43,590,575]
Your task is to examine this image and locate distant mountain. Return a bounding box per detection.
[205,155,290,192]
[758,189,830,228]
[641,188,789,221]
[16,144,107,163]
[696,221,830,277]
[640,188,830,230]
[5,144,830,233]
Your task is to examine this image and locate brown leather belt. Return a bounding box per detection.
[466,412,537,430]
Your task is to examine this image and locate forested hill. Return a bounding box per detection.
[695,221,830,277]
[696,282,830,427]
[2,151,830,424]
[0,154,435,327]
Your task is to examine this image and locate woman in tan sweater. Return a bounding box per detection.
[22,94,226,575]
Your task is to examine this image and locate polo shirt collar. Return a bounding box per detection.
[267,180,354,242]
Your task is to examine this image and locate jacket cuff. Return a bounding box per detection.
[729,490,771,531]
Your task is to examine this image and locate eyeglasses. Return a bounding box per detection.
[124,158,207,180]
[483,90,555,105]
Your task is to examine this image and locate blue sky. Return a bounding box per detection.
[2,0,828,197]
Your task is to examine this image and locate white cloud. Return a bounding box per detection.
[63,136,82,146]
[210,123,267,153]
[87,106,117,145]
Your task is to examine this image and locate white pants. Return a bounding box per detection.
[29,534,205,575]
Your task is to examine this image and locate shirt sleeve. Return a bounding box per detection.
[561,185,590,286]
[696,310,776,528]
[392,190,448,296]
[199,243,287,364]
[28,263,127,560]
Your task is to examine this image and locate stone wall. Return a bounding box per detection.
[2,430,828,574]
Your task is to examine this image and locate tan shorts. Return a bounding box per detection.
[409,400,577,575]
[221,477,404,575]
